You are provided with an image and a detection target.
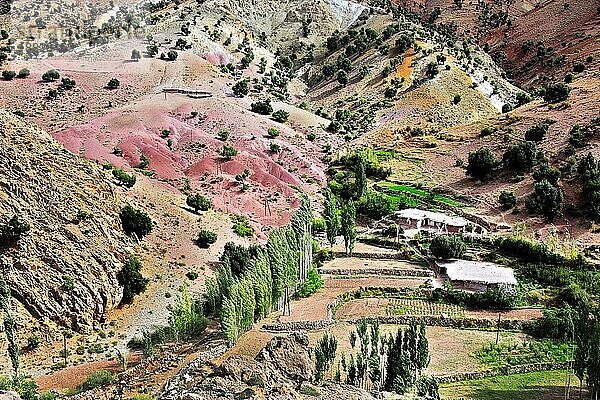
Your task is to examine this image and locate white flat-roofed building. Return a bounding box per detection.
[435,259,518,292]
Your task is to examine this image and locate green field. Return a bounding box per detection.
[386,298,465,318]
[440,370,581,400]
[378,181,464,207]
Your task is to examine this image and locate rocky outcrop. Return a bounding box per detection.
[0,110,133,331]
[160,332,377,400]
[0,392,21,400]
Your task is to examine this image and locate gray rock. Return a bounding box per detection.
[0,391,22,400]
[0,110,133,331]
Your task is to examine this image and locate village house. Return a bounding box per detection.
[391,208,486,235]
[434,259,518,292]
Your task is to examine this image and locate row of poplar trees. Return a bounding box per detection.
[205,195,314,344]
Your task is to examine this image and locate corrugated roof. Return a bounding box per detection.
[396,208,469,227]
[437,259,518,285]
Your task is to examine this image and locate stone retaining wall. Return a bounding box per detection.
[436,362,569,383]
[321,267,433,277]
[333,251,406,259]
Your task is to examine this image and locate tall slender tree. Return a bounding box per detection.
[355,153,367,199]
[341,201,357,255]
[323,189,341,247]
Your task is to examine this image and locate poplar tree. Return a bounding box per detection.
[323,189,341,247]
[355,153,367,199]
[341,201,357,255]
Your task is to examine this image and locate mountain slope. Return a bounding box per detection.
[0,109,133,331]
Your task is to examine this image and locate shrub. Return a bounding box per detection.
[112,168,136,188]
[267,127,280,138]
[83,370,113,390]
[196,229,217,248]
[503,141,537,173]
[296,267,324,298]
[0,215,30,246]
[564,73,573,83]
[435,286,516,309]
[515,92,531,106]
[27,335,40,349]
[429,235,466,259]
[532,162,560,185]
[543,83,570,103]
[220,144,238,160]
[17,68,30,78]
[498,191,517,209]
[524,122,549,142]
[166,50,178,61]
[501,103,513,113]
[466,147,495,181]
[119,255,149,303]
[250,99,273,115]
[47,89,58,99]
[216,129,229,141]
[186,193,211,213]
[232,79,249,97]
[312,218,326,233]
[106,77,120,89]
[272,109,289,123]
[269,143,280,153]
[186,271,199,280]
[523,307,574,339]
[131,49,141,60]
[453,94,461,104]
[569,124,585,147]
[231,215,254,237]
[337,70,348,85]
[526,179,563,221]
[120,205,153,238]
[60,77,76,90]
[357,190,396,219]
[41,69,60,82]
[573,63,585,73]
[2,70,15,80]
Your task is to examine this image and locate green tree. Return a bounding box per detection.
[112,168,136,188]
[119,255,149,303]
[337,70,348,85]
[232,79,249,97]
[323,189,340,247]
[2,70,15,80]
[498,191,517,209]
[315,333,338,382]
[196,229,217,248]
[543,82,570,103]
[340,201,357,255]
[272,110,289,123]
[503,141,537,173]
[120,205,153,238]
[220,144,238,160]
[41,69,60,82]
[106,77,120,89]
[466,147,495,181]
[186,193,211,213]
[354,153,367,199]
[430,235,466,259]
[526,179,563,222]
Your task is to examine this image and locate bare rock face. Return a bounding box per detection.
[0,391,21,400]
[160,332,377,400]
[0,110,133,330]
